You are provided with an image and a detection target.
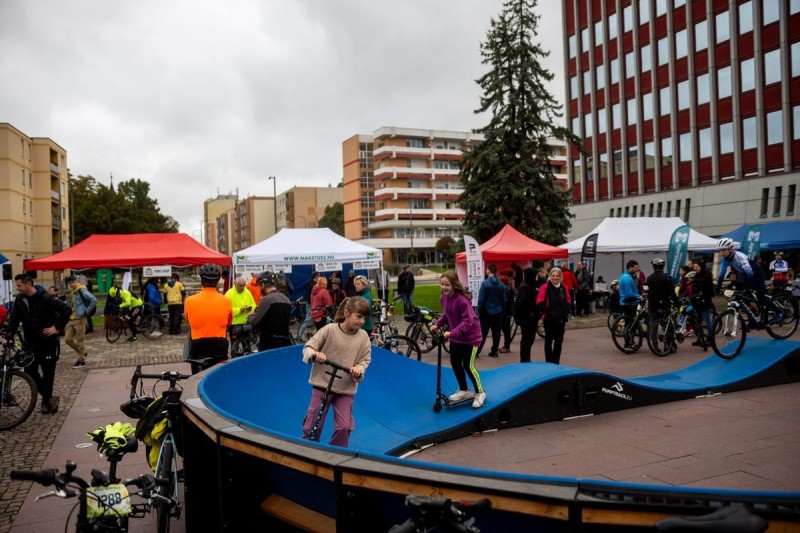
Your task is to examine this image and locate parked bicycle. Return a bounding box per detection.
[711,288,799,359]
[229,324,259,357]
[105,308,166,344]
[120,365,191,533]
[371,316,421,360]
[509,315,545,343]
[609,296,649,354]
[0,343,36,430]
[647,298,709,357]
[388,495,491,532]
[405,305,450,354]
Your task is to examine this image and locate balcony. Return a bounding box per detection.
[374,207,464,222]
[373,166,461,181]
[52,216,61,229]
[52,244,63,253]
[50,163,60,176]
[50,190,60,202]
[373,187,463,202]
[372,144,465,161]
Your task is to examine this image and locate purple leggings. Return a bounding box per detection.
[301,388,355,447]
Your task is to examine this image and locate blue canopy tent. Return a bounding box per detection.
[721,221,800,251]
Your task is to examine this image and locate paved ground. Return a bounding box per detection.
[1,311,797,532]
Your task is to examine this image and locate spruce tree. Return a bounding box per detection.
[458,0,579,244]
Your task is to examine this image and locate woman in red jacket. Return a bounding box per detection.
[310,277,333,331]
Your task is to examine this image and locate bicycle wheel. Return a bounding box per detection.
[508,316,517,342]
[141,314,166,340]
[536,317,545,338]
[0,369,37,430]
[711,309,747,359]
[765,293,799,340]
[105,323,123,343]
[230,338,248,358]
[431,323,450,354]
[647,317,675,357]
[155,442,175,533]
[607,312,621,332]
[405,322,433,353]
[385,335,421,361]
[611,316,643,354]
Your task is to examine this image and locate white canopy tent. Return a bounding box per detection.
[232,228,382,298]
[560,217,722,284]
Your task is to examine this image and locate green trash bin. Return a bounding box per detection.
[96,268,113,294]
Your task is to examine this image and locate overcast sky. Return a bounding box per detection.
[0,0,564,236]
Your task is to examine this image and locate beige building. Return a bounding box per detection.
[276,186,343,230]
[343,126,569,268]
[215,210,236,255]
[0,123,69,287]
[203,194,237,251]
[234,195,275,251]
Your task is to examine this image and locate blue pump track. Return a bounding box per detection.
[199,337,800,457]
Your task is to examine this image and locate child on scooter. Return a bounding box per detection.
[431,271,487,409]
[301,296,372,447]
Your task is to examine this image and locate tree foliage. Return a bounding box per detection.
[317,202,344,236]
[435,236,456,269]
[69,175,179,243]
[458,0,579,245]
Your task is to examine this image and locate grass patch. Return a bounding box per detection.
[376,284,444,315]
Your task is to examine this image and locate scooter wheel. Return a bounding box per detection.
[432,402,442,413]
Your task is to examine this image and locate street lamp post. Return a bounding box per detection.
[268,176,277,234]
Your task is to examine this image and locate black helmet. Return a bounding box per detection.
[651,258,666,269]
[331,278,342,285]
[199,263,221,285]
[256,271,276,286]
[119,396,154,419]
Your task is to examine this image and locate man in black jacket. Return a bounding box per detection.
[249,271,293,351]
[646,258,679,324]
[3,273,71,414]
[514,267,539,363]
[397,265,415,315]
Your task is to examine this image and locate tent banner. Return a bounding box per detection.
[234,264,294,278]
[143,266,172,277]
[744,224,762,260]
[314,261,343,273]
[580,233,598,277]
[353,259,381,270]
[667,224,691,283]
[464,235,484,299]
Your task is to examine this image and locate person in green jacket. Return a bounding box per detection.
[110,287,143,342]
[225,277,256,326]
[353,275,374,334]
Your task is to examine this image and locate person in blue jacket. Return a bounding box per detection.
[477,264,507,358]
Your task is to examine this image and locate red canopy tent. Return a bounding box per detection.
[24,233,231,271]
[455,224,568,265]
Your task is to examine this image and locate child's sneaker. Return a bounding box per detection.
[449,390,474,402]
[472,391,487,408]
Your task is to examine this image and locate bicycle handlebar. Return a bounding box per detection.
[309,355,352,375]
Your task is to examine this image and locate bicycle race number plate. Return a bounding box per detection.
[87,484,131,519]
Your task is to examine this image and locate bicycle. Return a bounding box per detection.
[647,298,709,357]
[0,343,36,430]
[711,288,799,359]
[405,305,450,354]
[105,308,166,343]
[388,495,491,532]
[9,431,162,532]
[121,365,191,533]
[229,324,259,357]
[610,297,649,354]
[509,315,545,342]
[371,317,421,360]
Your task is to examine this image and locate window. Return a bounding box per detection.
[627,98,637,126]
[639,0,649,26]
[624,5,633,32]
[655,0,667,17]
[720,122,734,153]
[570,76,578,98]
[625,206,630,217]
[644,141,655,169]
[763,0,779,25]
[583,69,592,94]
[610,57,620,84]
[741,57,755,92]
[661,136,673,165]
[625,51,635,78]
[795,106,800,140]
[695,20,708,52]
[649,203,655,217]
[609,12,618,39]
[696,73,710,105]
[660,85,671,115]
[642,92,653,120]
[675,200,681,217]
[675,29,687,59]
[794,43,800,77]
[633,205,638,216]
[585,112,593,136]
[628,146,639,173]
[666,201,671,216]
[739,1,753,34]
[743,116,757,149]
[679,132,692,162]
[774,186,783,216]
[717,66,732,99]
[598,106,607,134]
[573,159,583,183]
[572,115,580,133]
[569,35,577,58]
[698,127,712,158]
[581,27,589,52]
[788,184,796,215]
[612,102,621,129]
[658,36,669,66]
[760,188,769,217]
[793,0,800,15]
[594,19,604,47]
[764,49,781,85]
[767,110,783,145]
[600,153,609,178]
[641,44,652,72]
[596,63,605,90]
[675,0,686,6]
[614,149,623,174]
[406,138,426,148]
[715,11,729,44]
[684,198,691,222]
[657,202,663,217]
[677,79,690,110]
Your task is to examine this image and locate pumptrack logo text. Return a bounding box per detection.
[602,382,632,401]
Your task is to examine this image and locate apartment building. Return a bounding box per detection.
[343,127,569,268]
[276,186,343,231]
[0,123,69,285]
[234,195,275,250]
[203,194,237,251]
[563,0,800,239]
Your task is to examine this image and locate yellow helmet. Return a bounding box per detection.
[108,287,118,297]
